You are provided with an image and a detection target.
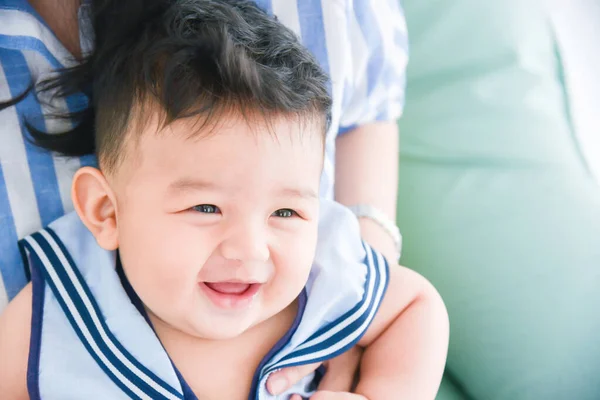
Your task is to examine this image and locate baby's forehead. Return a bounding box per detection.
[131,107,326,150]
[112,109,325,179]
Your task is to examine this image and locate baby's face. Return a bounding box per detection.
[111,113,323,340]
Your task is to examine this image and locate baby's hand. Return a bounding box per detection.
[290,392,368,400]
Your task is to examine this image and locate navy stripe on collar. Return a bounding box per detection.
[21,228,184,399]
[262,243,389,375]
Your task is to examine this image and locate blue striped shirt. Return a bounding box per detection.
[0,0,407,311]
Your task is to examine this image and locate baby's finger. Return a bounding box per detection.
[266,362,322,395]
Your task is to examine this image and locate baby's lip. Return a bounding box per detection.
[199,281,262,309]
[202,278,264,285]
[204,282,253,294]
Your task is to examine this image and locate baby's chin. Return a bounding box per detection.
[179,311,268,341]
[165,293,294,341]
[191,328,252,341]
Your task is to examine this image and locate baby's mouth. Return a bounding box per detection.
[200,281,262,309]
[204,282,252,294]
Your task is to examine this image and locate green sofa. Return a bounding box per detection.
[396,1,600,399]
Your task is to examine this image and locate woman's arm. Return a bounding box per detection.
[335,121,400,262]
[335,124,449,398]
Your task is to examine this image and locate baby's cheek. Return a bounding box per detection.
[272,259,312,305]
[124,245,191,309]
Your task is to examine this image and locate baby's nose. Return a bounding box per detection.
[219,222,269,263]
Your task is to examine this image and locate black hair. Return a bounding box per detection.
[1,0,332,173]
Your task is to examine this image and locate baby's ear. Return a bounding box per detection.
[71,167,119,250]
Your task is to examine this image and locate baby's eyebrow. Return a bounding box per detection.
[167,178,317,200]
[277,187,318,200]
[167,178,221,194]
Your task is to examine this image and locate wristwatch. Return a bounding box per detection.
[346,204,402,261]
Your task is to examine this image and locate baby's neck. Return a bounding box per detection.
[149,300,298,399]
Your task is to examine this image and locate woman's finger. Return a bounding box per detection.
[266,362,322,395]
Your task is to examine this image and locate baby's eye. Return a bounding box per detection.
[272,209,297,218]
[192,204,220,214]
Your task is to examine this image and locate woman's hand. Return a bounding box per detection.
[266,346,363,396]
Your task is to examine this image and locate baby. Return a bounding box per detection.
[0,1,448,399]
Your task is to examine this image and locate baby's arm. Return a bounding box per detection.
[355,265,449,400]
[0,283,33,400]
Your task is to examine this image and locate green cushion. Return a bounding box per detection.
[397,0,600,399]
[436,374,468,400]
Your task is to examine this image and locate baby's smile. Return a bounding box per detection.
[199,281,263,310]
